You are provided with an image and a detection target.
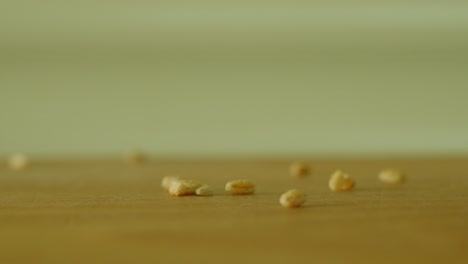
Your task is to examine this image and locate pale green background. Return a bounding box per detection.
[1,1,468,157]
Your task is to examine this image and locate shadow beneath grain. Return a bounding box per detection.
[215,192,277,197]
[302,203,350,209]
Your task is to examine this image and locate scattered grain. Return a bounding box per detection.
[8,154,29,171]
[289,162,310,178]
[329,170,355,191]
[168,180,202,196]
[195,185,213,196]
[162,176,181,190]
[225,180,255,195]
[279,189,306,208]
[379,168,406,184]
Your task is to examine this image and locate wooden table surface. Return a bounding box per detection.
[0,158,467,264]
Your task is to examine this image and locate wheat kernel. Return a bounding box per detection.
[225,180,255,195]
[379,168,405,184]
[329,170,355,191]
[279,189,306,208]
[169,181,191,196]
[168,180,201,196]
[195,185,213,196]
[289,162,310,178]
[161,176,181,190]
[8,154,29,171]
[181,180,202,190]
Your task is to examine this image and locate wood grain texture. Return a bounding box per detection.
[0,158,467,264]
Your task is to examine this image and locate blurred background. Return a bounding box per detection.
[1,0,467,158]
